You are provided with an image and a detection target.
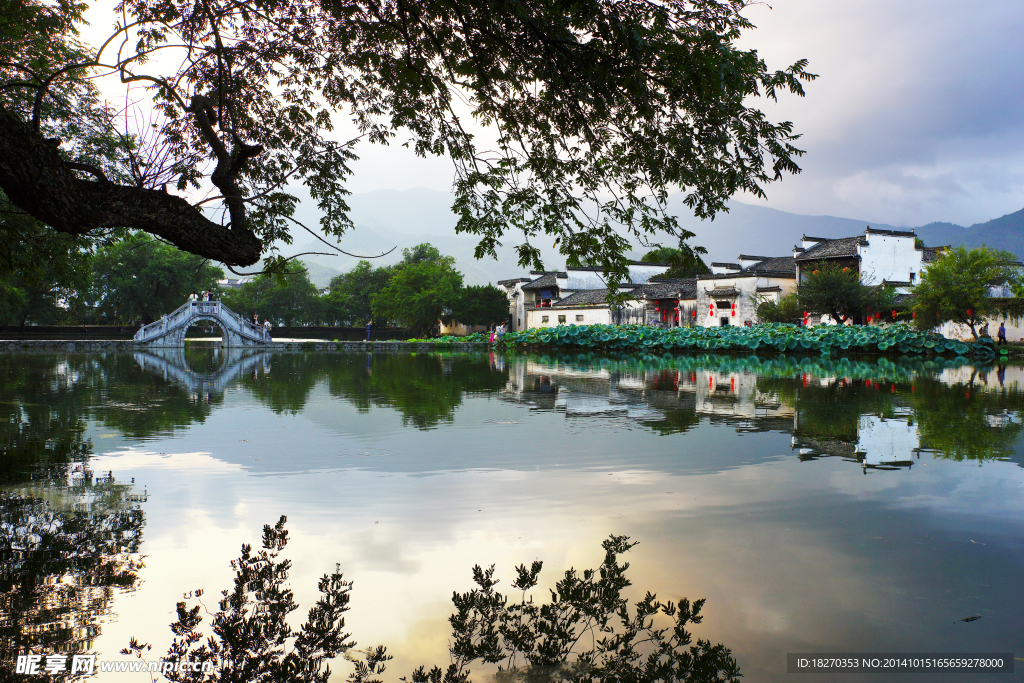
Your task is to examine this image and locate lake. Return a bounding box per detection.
[2,348,1022,681]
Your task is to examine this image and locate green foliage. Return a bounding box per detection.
[914,246,1020,337]
[220,271,322,327]
[321,261,394,326]
[756,292,802,324]
[2,0,814,275]
[408,536,740,683]
[448,285,510,327]
[497,323,993,360]
[135,521,737,683]
[641,229,710,278]
[371,249,463,336]
[124,516,359,683]
[0,194,93,326]
[90,233,223,324]
[798,261,880,323]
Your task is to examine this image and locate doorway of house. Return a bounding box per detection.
[719,316,730,327]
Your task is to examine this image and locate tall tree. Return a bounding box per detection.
[321,261,394,326]
[371,249,462,336]
[1,0,814,283]
[448,285,510,328]
[89,233,224,323]
[641,229,710,278]
[220,271,322,326]
[914,246,1020,338]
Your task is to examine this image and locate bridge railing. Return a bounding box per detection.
[134,301,271,343]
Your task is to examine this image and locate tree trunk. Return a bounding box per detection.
[0,110,262,266]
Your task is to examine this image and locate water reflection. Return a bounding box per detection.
[3,351,1022,471]
[1,350,1022,681]
[0,471,144,668]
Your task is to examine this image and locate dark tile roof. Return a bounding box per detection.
[739,255,772,261]
[711,262,741,269]
[745,256,797,275]
[795,236,865,261]
[497,277,532,286]
[550,289,615,307]
[801,235,832,243]
[707,287,740,297]
[866,227,916,237]
[637,278,698,300]
[521,272,563,290]
[756,285,782,293]
[922,246,947,262]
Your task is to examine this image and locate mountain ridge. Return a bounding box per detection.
[280,188,1024,285]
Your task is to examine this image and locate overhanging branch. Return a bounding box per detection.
[0,109,262,266]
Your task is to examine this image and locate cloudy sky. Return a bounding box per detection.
[81,0,1024,228]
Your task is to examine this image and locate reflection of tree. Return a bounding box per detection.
[324,353,507,429]
[88,354,220,438]
[236,352,321,414]
[0,478,144,674]
[911,377,1024,463]
[0,355,94,486]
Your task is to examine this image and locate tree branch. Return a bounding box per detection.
[0,109,262,266]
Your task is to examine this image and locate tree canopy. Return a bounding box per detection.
[913,246,1020,338]
[371,247,462,335]
[1,0,813,283]
[89,232,224,323]
[220,270,322,326]
[448,285,510,327]
[641,228,710,278]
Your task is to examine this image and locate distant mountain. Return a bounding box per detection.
[916,208,1024,257]
[274,188,1024,284]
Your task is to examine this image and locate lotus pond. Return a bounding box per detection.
[495,323,995,358]
[2,348,1022,682]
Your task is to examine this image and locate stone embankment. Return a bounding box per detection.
[0,339,490,352]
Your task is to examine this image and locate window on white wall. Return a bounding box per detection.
[558,315,566,323]
[541,315,549,323]
[576,315,584,322]
[910,272,916,284]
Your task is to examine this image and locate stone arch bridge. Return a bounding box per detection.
[133,301,270,346]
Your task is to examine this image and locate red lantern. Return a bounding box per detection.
[691,310,696,318]
[731,302,737,317]
[891,310,897,319]
[967,309,972,317]
[912,311,917,319]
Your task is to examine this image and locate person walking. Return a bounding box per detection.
[998,322,1007,345]
[263,318,272,340]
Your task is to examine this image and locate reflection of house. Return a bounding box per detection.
[792,405,920,472]
[695,256,798,327]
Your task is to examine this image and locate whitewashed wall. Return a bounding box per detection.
[859,233,923,285]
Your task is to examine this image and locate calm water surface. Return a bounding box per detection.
[2,348,1023,682]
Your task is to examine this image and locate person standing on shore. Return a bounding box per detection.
[365,318,373,341]
[998,322,1007,345]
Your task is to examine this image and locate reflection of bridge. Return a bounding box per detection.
[133,346,270,395]
[134,301,269,346]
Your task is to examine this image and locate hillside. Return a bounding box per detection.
[917,208,1024,257]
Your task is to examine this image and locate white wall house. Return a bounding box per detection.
[514,264,676,329]
[497,277,533,331]
[794,228,925,290]
[695,256,798,327]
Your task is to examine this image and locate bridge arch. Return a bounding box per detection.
[134,301,271,347]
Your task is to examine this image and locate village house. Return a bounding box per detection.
[792,228,943,292]
[694,256,799,327]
